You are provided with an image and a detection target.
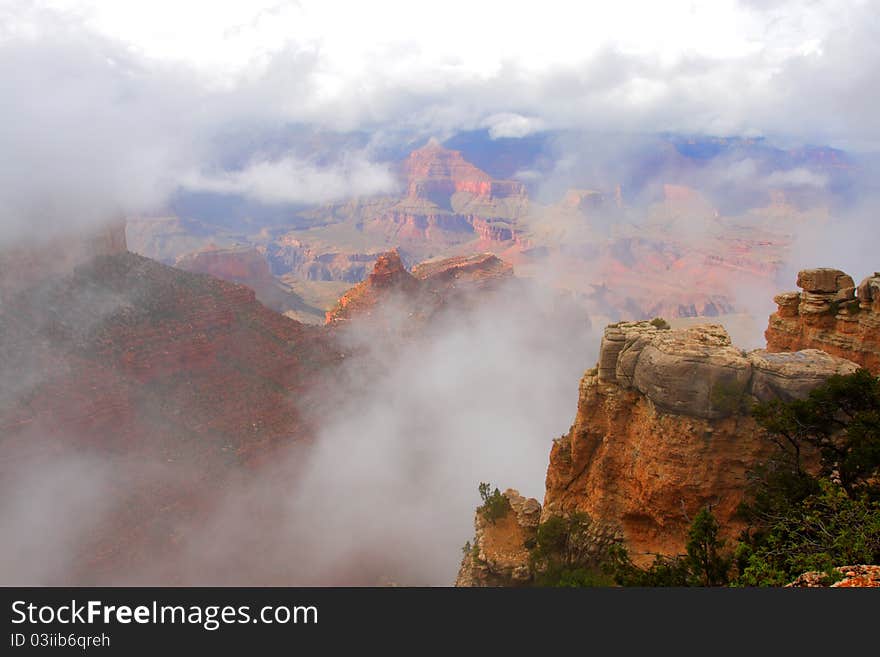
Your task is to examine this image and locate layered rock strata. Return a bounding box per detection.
[766,268,880,373]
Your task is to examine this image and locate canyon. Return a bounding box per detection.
[128,136,820,327]
[0,226,523,584]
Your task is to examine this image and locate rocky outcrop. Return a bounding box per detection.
[455,489,540,587]
[324,251,420,323]
[766,268,880,373]
[597,322,857,419]
[458,317,862,583]
[326,251,513,325]
[787,565,880,587]
[538,323,857,564]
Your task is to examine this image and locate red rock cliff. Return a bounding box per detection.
[326,250,513,325]
[458,317,860,584]
[766,268,880,373]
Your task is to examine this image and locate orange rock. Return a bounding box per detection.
[766,269,880,373]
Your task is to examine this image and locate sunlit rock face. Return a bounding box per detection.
[325,250,513,325]
[766,268,880,373]
[361,139,528,248]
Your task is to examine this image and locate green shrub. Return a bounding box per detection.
[649,317,671,330]
[710,379,744,415]
[735,480,880,586]
[477,482,510,524]
[529,512,623,586]
[611,507,731,586]
[734,370,880,585]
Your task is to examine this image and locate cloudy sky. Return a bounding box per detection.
[1,0,878,239]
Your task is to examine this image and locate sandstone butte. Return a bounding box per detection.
[458,267,878,586]
[363,139,529,248]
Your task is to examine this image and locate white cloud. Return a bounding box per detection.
[483,113,545,139]
[182,154,398,205]
[764,167,828,188]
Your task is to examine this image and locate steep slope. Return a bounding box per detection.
[0,239,341,583]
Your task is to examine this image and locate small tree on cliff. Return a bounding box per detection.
[478,482,510,524]
[734,369,880,585]
[751,368,880,498]
[685,506,731,586]
[610,506,731,587]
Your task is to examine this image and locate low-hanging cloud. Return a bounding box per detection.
[181,153,398,205]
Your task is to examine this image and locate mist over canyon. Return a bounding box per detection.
[1,0,879,587]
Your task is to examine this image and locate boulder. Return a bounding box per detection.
[630,325,752,419]
[796,268,854,293]
[773,291,801,317]
[858,273,880,312]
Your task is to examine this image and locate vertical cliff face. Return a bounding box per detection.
[364,139,528,248]
[458,314,862,584]
[766,268,880,373]
[544,323,857,563]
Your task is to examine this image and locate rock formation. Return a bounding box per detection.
[458,316,861,584]
[787,565,880,587]
[542,323,856,563]
[455,489,540,587]
[325,250,513,325]
[766,268,880,373]
[363,139,528,248]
